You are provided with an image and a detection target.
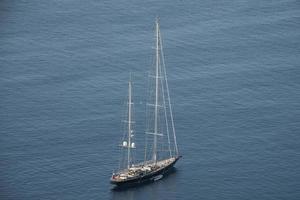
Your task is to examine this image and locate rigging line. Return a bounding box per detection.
[159,55,172,157]
[159,26,179,156]
[144,71,151,163]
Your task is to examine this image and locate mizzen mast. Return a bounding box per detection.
[121,78,135,169]
[127,80,132,169]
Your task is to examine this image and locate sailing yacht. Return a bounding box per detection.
[110,19,181,187]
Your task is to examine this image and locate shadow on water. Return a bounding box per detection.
[111,167,178,192]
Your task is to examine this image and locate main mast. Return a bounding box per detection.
[153,18,160,163]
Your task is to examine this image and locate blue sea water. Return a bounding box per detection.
[1,0,300,199]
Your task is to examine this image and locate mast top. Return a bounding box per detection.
[129,72,132,82]
[155,17,160,31]
[156,17,160,24]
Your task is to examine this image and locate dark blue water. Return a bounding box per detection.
[1,0,300,199]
